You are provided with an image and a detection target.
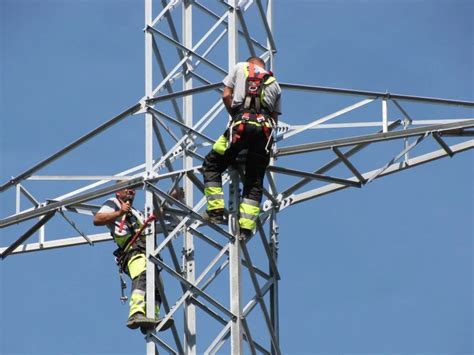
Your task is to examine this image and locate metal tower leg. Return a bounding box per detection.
[145,1,156,355]
[229,169,242,354]
[269,209,280,355]
[183,1,197,354]
[227,2,242,353]
[266,2,280,352]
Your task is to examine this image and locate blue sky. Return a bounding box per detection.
[1,0,473,354]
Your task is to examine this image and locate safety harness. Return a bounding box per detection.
[230,62,276,150]
[110,201,155,303]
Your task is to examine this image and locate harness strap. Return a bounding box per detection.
[111,198,145,248]
[244,63,270,113]
[230,117,273,151]
[118,218,126,233]
[233,119,272,128]
[118,210,129,233]
[229,63,276,147]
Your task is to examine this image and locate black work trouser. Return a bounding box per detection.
[203,122,271,204]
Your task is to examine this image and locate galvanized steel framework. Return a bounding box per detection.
[1,0,473,354]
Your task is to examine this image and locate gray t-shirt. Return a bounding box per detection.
[223,62,282,114]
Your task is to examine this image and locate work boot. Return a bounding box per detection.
[140,316,174,334]
[202,209,227,225]
[126,312,157,330]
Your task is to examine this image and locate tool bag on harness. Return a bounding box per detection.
[231,62,276,147]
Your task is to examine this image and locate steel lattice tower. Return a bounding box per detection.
[1,1,473,354]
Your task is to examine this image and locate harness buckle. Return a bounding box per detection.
[248,84,259,94]
[256,114,265,123]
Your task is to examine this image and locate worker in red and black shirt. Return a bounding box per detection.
[202,56,282,238]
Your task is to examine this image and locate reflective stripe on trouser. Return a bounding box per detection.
[239,198,260,231]
[205,182,224,211]
[129,290,160,318]
[129,289,146,317]
[127,253,161,318]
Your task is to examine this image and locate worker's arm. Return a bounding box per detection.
[93,201,130,226]
[222,86,234,116]
[269,86,281,125]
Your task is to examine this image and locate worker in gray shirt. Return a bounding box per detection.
[202,56,282,238]
[94,188,174,333]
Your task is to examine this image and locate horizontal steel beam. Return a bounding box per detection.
[0,214,179,256]
[280,140,474,209]
[1,82,468,194]
[55,163,147,201]
[65,203,101,215]
[27,175,135,181]
[1,82,469,193]
[277,120,474,157]
[440,128,474,137]
[279,83,474,107]
[1,165,204,229]
[278,118,474,130]
[267,165,361,188]
[280,98,375,141]
[0,233,113,256]
[279,120,402,198]
[0,177,145,228]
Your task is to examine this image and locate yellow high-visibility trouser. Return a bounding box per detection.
[127,254,160,318]
[239,198,260,231]
[204,182,225,211]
